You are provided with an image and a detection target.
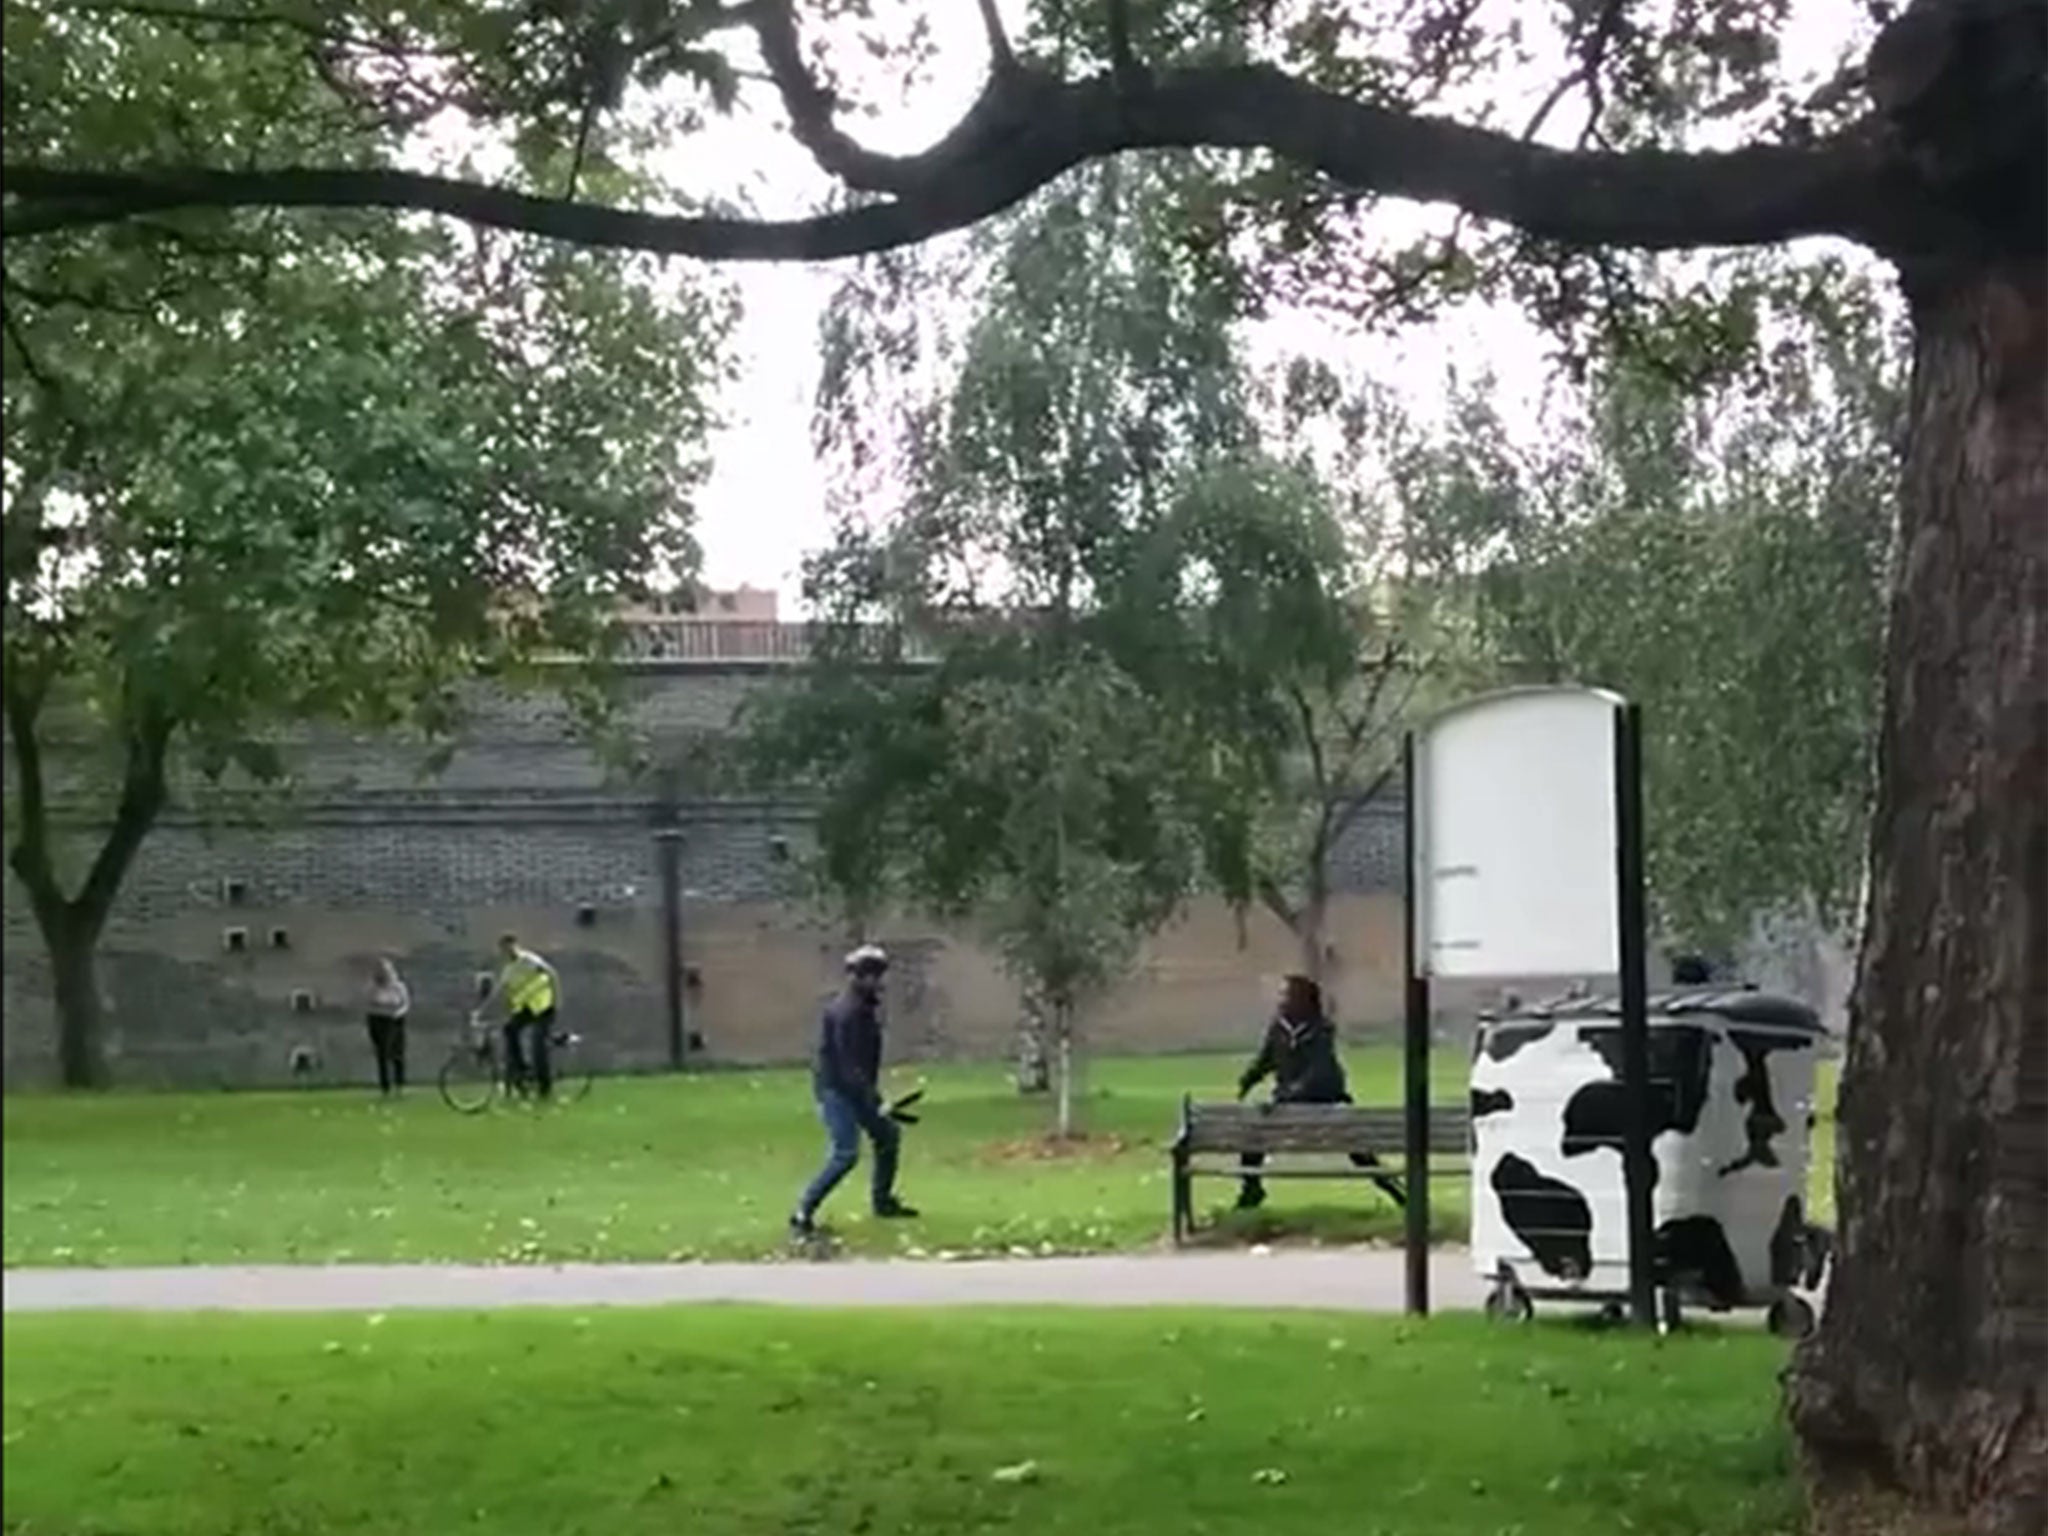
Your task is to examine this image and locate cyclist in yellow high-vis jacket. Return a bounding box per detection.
[476,933,562,1100]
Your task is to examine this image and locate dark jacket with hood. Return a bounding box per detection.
[815,990,884,1104]
[1238,1013,1350,1104]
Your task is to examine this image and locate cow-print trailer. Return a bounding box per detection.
[1468,987,1832,1336]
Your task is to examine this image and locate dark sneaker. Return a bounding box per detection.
[1234,1187,1266,1212]
[873,1199,920,1220]
[789,1214,818,1241]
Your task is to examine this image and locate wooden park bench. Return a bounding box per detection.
[1168,1098,1472,1243]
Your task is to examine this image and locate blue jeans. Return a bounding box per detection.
[797,1086,900,1220]
[503,1008,555,1099]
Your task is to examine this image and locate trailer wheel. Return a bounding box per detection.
[1484,1279,1533,1324]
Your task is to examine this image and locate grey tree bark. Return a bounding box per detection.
[1786,257,2047,1536]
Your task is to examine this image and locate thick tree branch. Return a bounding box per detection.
[71,1,349,40]
[1522,68,1587,142]
[1317,643,1415,849]
[5,66,1919,258]
[1569,0,1631,149]
[72,700,175,932]
[1287,680,1331,807]
[1287,670,1358,928]
[1254,873,1299,934]
[2,668,65,925]
[1106,0,1142,91]
[976,0,1018,75]
[1,291,99,476]
[4,270,179,318]
[1,164,999,257]
[1,298,64,397]
[1325,758,1398,847]
[751,0,921,192]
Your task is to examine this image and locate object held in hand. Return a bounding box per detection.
[886,1088,925,1125]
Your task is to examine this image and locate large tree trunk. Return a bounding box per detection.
[5,682,172,1091]
[1787,259,2047,1536]
[45,913,110,1090]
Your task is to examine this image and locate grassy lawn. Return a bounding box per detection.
[0,1307,1802,1536]
[2,1049,1838,1269]
[2,1050,1446,1267]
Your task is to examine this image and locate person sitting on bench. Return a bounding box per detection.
[1235,975,1404,1210]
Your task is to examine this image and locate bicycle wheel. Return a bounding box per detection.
[547,1029,595,1105]
[439,1035,500,1114]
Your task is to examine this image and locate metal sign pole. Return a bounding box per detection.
[1613,702,1656,1326]
[1402,729,1431,1317]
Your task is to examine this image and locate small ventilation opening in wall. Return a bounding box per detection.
[222,927,250,954]
[768,835,791,864]
[683,965,702,991]
[474,971,495,1000]
[289,989,315,1014]
[687,1030,707,1053]
[269,927,291,951]
[221,877,248,906]
[575,904,598,928]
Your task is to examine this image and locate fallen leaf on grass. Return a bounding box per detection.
[991,1461,1041,1485]
[1251,1468,1290,1486]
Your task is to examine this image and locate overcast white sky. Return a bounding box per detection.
[675,2,1870,610]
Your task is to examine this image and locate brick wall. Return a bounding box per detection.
[2,660,1412,1089]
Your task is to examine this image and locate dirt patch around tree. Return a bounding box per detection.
[975,1132,1138,1164]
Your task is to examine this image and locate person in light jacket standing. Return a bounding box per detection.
[790,945,919,1240]
[365,957,411,1097]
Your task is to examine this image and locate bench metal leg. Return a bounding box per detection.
[1171,1147,1192,1245]
[1351,1150,1409,1209]
[1371,1163,1410,1210]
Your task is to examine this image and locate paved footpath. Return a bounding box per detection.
[4,1248,1490,1316]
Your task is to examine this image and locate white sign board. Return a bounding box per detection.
[1413,688,1624,979]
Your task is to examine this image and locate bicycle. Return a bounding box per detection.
[438,1014,595,1113]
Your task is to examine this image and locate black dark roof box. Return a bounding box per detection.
[1485,989,1824,1033]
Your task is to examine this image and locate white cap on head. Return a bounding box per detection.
[844,943,889,973]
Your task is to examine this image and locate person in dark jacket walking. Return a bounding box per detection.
[790,945,920,1239]
[1235,974,1404,1210]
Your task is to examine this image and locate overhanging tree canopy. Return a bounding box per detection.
[2,0,2038,267]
